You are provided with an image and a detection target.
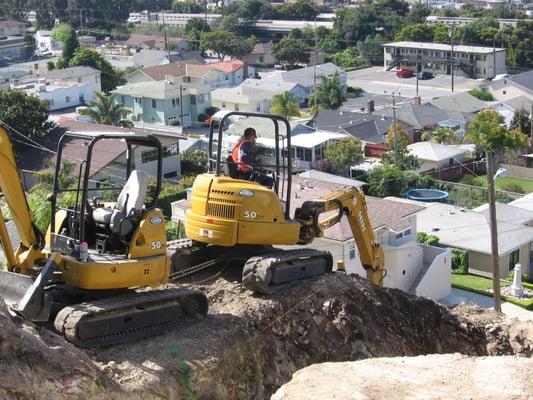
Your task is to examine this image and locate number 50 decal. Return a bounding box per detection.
[151,241,162,249]
[244,210,257,219]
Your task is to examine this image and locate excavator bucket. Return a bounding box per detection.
[0,269,34,307]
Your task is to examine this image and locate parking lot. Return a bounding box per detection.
[346,66,484,100]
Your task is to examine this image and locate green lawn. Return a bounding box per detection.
[463,175,533,194]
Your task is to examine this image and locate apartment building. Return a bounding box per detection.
[425,15,519,28]
[383,41,506,79]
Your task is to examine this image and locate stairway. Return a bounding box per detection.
[408,261,432,295]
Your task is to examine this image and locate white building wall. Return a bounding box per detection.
[33,83,94,110]
[416,244,451,300]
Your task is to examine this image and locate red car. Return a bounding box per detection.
[396,67,414,78]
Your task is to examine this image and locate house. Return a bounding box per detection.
[124,35,189,51]
[0,20,26,36]
[211,85,273,113]
[125,59,203,84]
[430,92,487,114]
[407,142,469,173]
[414,201,533,279]
[34,30,63,55]
[112,77,212,127]
[383,41,507,79]
[425,15,519,28]
[481,70,533,103]
[185,59,251,89]
[0,36,31,63]
[246,41,276,67]
[13,79,95,111]
[0,69,28,89]
[19,66,102,94]
[170,176,451,300]
[240,79,308,105]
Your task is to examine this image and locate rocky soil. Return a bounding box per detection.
[0,270,532,400]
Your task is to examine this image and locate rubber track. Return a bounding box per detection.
[54,288,208,347]
[242,248,333,294]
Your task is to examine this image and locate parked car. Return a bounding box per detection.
[418,71,434,80]
[396,67,414,78]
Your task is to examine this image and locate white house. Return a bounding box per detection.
[185,59,252,89]
[14,79,94,111]
[22,66,102,94]
[407,141,469,173]
[34,30,63,55]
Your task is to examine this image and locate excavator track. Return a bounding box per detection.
[242,248,333,294]
[54,288,208,347]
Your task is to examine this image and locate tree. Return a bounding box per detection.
[185,17,211,50]
[385,123,410,149]
[277,0,319,21]
[421,127,458,144]
[180,149,208,175]
[510,107,531,136]
[79,93,130,126]
[200,31,254,60]
[69,47,123,92]
[328,47,366,68]
[172,1,206,13]
[367,164,433,197]
[272,37,309,69]
[395,23,434,42]
[468,88,493,101]
[51,23,72,43]
[62,28,80,65]
[0,90,55,142]
[313,72,347,110]
[323,138,363,177]
[271,91,301,118]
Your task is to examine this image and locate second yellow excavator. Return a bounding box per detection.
[174,112,385,294]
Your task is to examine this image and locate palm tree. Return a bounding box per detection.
[421,127,458,144]
[79,92,130,126]
[271,91,301,118]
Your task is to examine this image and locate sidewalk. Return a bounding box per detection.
[440,288,533,321]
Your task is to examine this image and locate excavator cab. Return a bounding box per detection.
[49,132,163,258]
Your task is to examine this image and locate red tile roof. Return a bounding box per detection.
[186,59,245,76]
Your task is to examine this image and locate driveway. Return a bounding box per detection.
[440,288,533,321]
[346,66,484,100]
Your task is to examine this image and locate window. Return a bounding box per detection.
[395,232,403,240]
[234,104,239,111]
[172,98,176,107]
[259,55,264,63]
[141,143,179,163]
[448,158,454,166]
[95,75,99,82]
[65,96,71,103]
[152,99,156,109]
[503,90,506,95]
[304,148,312,162]
[190,95,196,105]
[256,104,261,112]
[222,102,226,108]
[509,249,519,272]
[225,75,229,80]
[349,242,356,259]
[134,97,142,105]
[77,77,82,83]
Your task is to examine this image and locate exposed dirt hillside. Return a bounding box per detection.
[0,271,531,400]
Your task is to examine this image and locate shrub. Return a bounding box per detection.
[416,232,428,243]
[157,175,196,218]
[468,88,493,101]
[451,248,469,274]
[425,235,440,246]
[181,149,208,175]
[461,174,476,186]
[499,182,525,194]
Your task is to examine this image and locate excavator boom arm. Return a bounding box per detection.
[295,187,385,286]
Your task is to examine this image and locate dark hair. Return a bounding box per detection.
[244,127,256,138]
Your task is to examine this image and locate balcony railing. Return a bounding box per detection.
[390,54,475,66]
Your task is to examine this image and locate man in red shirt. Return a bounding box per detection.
[231,127,273,188]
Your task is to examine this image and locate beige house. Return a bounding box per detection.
[211,85,273,113]
[246,41,276,67]
[415,202,533,279]
[407,142,469,173]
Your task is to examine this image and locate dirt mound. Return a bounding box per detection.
[271,354,533,400]
[0,272,531,399]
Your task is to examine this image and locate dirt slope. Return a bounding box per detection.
[0,271,531,399]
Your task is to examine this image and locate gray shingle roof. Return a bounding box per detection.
[508,70,533,92]
[30,66,100,80]
[430,92,487,113]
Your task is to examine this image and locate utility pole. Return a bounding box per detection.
[79,9,83,46]
[162,12,171,61]
[486,150,502,313]
[416,51,419,97]
[313,17,318,94]
[180,85,185,131]
[449,28,454,92]
[530,103,533,151]
[493,35,496,78]
[392,93,398,166]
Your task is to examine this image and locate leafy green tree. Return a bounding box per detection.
[510,107,531,136]
[356,35,388,66]
[272,37,309,69]
[277,0,319,21]
[381,146,419,170]
[395,23,434,42]
[328,47,366,68]
[236,0,275,23]
[406,2,431,24]
[385,123,410,149]
[62,28,80,65]
[69,47,123,92]
[271,91,301,118]
[47,61,56,71]
[51,23,72,43]
[432,23,451,42]
[0,90,55,142]
[367,164,433,197]
[421,127,458,144]
[323,138,363,177]
[465,108,527,152]
[79,93,130,125]
[200,31,254,60]
[468,88,493,101]
[313,72,346,110]
[185,17,211,50]
[172,1,205,13]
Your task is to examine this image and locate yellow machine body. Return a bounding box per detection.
[185,173,301,246]
[52,209,170,290]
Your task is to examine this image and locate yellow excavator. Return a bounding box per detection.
[0,128,207,347]
[174,112,385,294]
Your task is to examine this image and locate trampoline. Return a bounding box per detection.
[405,188,449,202]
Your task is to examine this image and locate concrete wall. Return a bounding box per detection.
[416,244,451,300]
[36,84,94,110]
[383,241,424,291]
[502,164,533,180]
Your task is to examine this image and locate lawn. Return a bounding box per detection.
[452,272,533,310]
[462,175,533,194]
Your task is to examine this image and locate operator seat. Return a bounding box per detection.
[92,170,149,234]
